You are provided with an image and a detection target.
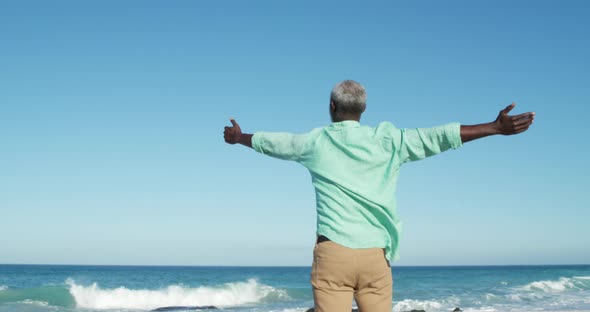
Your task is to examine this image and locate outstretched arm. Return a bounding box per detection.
[224,118,252,148]
[460,103,535,143]
[223,118,312,162]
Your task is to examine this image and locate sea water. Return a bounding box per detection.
[1,265,589,312]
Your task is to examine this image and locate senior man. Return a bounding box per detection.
[223,80,535,312]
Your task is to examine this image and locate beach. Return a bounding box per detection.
[1,264,589,312]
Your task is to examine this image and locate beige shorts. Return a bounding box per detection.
[311,240,393,312]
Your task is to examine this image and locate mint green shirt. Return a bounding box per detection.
[252,120,462,261]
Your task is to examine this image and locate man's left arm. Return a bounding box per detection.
[398,123,463,163]
[460,103,535,143]
[398,103,535,163]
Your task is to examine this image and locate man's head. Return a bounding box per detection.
[330,80,366,122]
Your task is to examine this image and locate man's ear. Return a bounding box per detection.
[330,101,336,112]
[361,105,366,113]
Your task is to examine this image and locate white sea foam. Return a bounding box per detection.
[519,276,590,293]
[20,299,49,306]
[522,277,576,292]
[0,285,7,291]
[485,293,496,299]
[66,278,288,310]
[393,298,459,312]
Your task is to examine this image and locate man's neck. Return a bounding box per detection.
[332,114,361,123]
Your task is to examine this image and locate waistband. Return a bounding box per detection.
[316,235,330,244]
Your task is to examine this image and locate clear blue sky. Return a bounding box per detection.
[1,0,588,266]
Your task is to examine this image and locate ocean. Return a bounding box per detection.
[1,264,589,312]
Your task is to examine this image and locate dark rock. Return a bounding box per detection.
[152,306,218,311]
[453,308,462,312]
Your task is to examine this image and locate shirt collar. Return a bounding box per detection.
[329,120,361,129]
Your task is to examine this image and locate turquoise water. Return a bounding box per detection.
[1,265,589,312]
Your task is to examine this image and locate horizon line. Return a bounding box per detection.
[1,263,589,268]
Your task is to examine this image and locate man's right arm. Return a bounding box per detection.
[223,118,310,162]
[224,118,253,148]
[460,103,535,143]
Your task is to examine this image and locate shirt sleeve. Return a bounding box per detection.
[398,122,463,163]
[251,131,311,162]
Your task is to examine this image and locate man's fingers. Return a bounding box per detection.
[514,123,531,131]
[512,112,535,120]
[513,116,534,126]
[514,119,534,131]
[497,104,535,135]
[230,118,239,127]
[502,102,516,115]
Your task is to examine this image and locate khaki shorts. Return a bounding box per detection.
[311,240,393,312]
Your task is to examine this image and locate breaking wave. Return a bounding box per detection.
[519,276,590,293]
[67,278,289,310]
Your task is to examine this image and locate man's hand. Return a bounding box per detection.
[224,118,253,148]
[460,103,535,143]
[493,103,535,135]
[224,118,242,144]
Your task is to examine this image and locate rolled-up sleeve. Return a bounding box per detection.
[398,122,462,163]
[252,132,310,162]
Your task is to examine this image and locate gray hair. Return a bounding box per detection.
[330,80,366,114]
